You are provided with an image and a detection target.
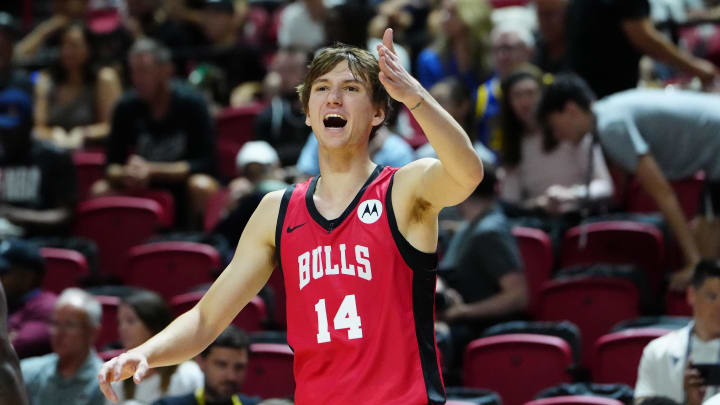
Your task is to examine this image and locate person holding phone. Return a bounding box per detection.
[635,260,720,405]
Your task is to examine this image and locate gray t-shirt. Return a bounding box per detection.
[593,89,720,180]
[440,205,523,304]
[21,351,105,405]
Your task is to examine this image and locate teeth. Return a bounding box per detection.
[324,113,346,120]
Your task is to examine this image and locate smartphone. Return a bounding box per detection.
[693,363,720,385]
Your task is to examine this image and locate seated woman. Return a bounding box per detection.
[498,70,613,216]
[111,290,203,405]
[34,23,121,149]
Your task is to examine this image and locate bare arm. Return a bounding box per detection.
[14,15,68,61]
[98,190,282,402]
[622,18,719,82]
[444,273,528,322]
[147,161,191,183]
[0,282,28,405]
[635,155,700,271]
[1,206,72,232]
[377,29,483,213]
[81,67,123,142]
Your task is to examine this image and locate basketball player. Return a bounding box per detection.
[98,29,484,404]
[0,281,28,405]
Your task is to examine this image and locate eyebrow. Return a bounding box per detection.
[312,79,364,86]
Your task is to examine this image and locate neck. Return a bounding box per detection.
[150,83,171,118]
[694,321,720,342]
[316,148,375,201]
[452,37,471,71]
[66,69,85,86]
[57,349,89,378]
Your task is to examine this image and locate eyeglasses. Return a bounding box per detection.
[50,320,86,332]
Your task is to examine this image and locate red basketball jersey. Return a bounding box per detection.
[275,165,445,404]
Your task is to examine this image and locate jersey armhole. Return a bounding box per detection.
[274,185,296,273]
[385,174,438,272]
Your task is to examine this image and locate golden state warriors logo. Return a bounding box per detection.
[357,199,382,224]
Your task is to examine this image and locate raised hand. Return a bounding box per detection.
[376,28,424,107]
[97,351,150,403]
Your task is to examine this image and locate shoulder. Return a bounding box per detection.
[171,361,204,386]
[20,353,57,378]
[394,158,437,188]
[642,328,686,359]
[96,67,120,86]
[417,48,440,64]
[172,83,205,104]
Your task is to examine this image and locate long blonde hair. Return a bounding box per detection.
[431,0,493,79]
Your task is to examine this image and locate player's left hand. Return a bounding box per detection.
[376,28,424,107]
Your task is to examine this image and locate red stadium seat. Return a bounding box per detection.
[95,295,120,350]
[40,248,89,294]
[537,278,640,368]
[266,267,286,328]
[626,172,705,220]
[512,226,553,315]
[125,189,175,228]
[216,103,265,180]
[74,197,162,279]
[525,396,625,405]
[666,290,692,316]
[593,328,670,386]
[491,0,530,8]
[170,291,267,333]
[243,343,295,399]
[561,221,664,295]
[204,187,231,232]
[124,242,220,300]
[73,151,106,201]
[463,334,572,405]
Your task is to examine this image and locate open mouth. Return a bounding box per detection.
[323,113,347,129]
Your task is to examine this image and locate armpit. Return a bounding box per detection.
[409,197,432,224]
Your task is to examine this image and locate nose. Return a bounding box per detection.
[327,87,342,105]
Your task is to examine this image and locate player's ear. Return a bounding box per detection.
[306,113,311,127]
[371,106,385,127]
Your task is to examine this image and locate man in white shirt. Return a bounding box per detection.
[635,260,720,405]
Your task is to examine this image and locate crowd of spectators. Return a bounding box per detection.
[0,0,719,403]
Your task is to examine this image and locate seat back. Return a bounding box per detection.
[72,151,106,201]
[40,248,89,294]
[243,343,295,399]
[463,334,573,405]
[561,221,664,295]
[537,278,640,368]
[74,197,162,279]
[593,328,670,386]
[512,226,554,314]
[125,242,220,300]
[95,295,120,350]
[216,103,264,180]
[204,187,231,232]
[525,395,625,405]
[170,291,267,333]
[626,172,705,219]
[666,290,692,316]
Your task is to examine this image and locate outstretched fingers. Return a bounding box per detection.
[382,28,396,55]
[98,360,119,403]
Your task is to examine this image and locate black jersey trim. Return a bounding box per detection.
[413,269,446,404]
[305,165,383,233]
[385,174,438,272]
[274,185,296,273]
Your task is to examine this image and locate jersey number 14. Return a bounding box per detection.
[315,294,363,343]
